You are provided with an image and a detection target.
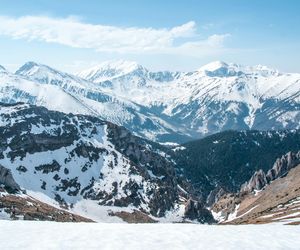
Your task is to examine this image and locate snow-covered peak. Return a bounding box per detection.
[0,65,6,72]
[197,61,240,77]
[249,64,280,77]
[198,61,281,77]
[15,61,42,76]
[77,60,148,83]
[15,61,70,80]
[98,60,144,73]
[16,61,75,79]
[15,61,96,90]
[198,61,229,72]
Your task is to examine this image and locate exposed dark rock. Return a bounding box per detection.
[16,165,27,173]
[0,165,20,191]
[106,123,181,217]
[41,181,46,190]
[53,174,60,181]
[110,210,157,223]
[35,160,61,174]
[184,198,215,223]
[56,177,81,196]
[206,187,226,207]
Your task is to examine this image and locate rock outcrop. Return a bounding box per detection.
[241,151,300,193]
[0,165,20,191]
[184,198,215,223]
[212,152,300,224]
[266,151,300,181]
[220,164,300,225]
[206,187,226,207]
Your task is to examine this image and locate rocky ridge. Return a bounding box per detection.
[241,151,300,193]
[211,151,300,224]
[0,102,213,223]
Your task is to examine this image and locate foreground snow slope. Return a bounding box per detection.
[0,221,299,250]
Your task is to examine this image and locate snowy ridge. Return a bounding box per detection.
[76,60,300,140]
[7,62,186,142]
[1,60,300,143]
[77,60,146,82]
[0,65,6,72]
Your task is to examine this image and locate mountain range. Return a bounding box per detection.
[0,60,300,224]
[1,60,300,143]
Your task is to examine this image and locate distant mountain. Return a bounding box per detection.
[2,62,188,143]
[0,60,299,143]
[77,60,300,141]
[77,60,149,83]
[0,65,6,72]
[77,60,180,85]
[0,102,213,223]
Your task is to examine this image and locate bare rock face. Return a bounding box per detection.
[240,169,267,193]
[109,210,157,223]
[107,123,179,217]
[206,187,226,207]
[0,165,20,191]
[212,151,300,224]
[266,151,300,181]
[241,151,300,193]
[184,198,215,223]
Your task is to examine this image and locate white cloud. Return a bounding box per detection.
[0,15,230,56]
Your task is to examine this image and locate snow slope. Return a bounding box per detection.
[0,103,211,222]
[0,69,92,115]
[0,221,299,250]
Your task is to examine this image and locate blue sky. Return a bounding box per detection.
[0,0,299,73]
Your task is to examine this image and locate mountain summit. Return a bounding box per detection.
[198,61,231,76]
[77,60,148,83]
[0,65,7,72]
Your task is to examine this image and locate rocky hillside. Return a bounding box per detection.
[0,185,92,222]
[211,152,300,225]
[240,151,300,193]
[172,130,300,200]
[0,102,213,223]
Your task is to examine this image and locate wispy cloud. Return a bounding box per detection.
[0,15,230,56]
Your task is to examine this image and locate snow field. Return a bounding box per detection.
[0,221,299,250]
